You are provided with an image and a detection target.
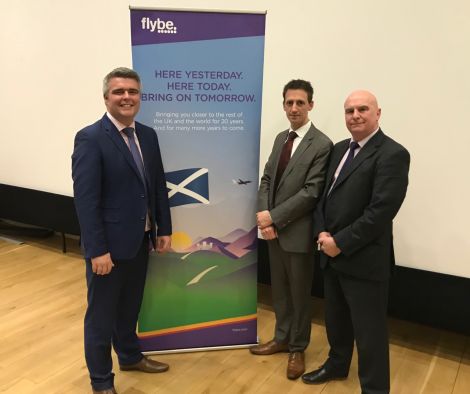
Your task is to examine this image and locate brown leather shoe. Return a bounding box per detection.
[250,340,289,355]
[287,352,305,380]
[120,356,169,373]
[92,387,117,394]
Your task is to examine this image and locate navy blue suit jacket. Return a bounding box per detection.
[72,114,171,260]
[313,129,410,281]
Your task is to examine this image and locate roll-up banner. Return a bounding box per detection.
[130,7,266,352]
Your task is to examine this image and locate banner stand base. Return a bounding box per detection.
[143,342,259,355]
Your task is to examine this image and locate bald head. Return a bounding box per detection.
[344,90,381,140]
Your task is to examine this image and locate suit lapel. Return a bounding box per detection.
[330,130,385,193]
[325,140,349,194]
[285,128,313,171]
[135,124,150,170]
[101,115,144,183]
[276,125,315,190]
[268,130,288,205]
[273,130,288,165]
[135,125,153,195]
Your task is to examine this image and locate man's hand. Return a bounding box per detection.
[260,225,278,240]
[317,232,332,247]
[91,252,114,275]
[156,235,171,254]
[257,210,273,229]
[317,232,341,257]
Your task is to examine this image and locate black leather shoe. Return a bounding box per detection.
[302,366,348,384]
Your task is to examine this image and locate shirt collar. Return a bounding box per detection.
[353,127,380,147]
[289,120,311,139]
[106,112,136,132]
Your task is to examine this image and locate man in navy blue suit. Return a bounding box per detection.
[72,67,172,394]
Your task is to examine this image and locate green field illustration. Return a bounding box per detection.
[138,249,257,332]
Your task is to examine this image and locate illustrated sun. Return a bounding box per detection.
[171,231,193,252]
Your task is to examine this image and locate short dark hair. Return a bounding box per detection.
[103,67,141,96]
[282,79,314,103]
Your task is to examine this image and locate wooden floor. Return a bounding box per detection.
[0,235,468,394]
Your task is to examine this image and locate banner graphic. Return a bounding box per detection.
[130,8,266,351]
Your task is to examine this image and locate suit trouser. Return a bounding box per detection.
[268,240,314,352]
[84,233,149,391]
[323,265,390,394]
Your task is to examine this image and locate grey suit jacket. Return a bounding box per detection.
[258,123,332,253]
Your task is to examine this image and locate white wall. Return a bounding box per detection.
[1,0,469,277]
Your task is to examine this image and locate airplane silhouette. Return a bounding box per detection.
[232,178,252,185]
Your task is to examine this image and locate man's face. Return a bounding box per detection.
[104,77,141,125]
[344,91,381,140]
[283,89,314,130]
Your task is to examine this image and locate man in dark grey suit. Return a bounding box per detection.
[250,80,332,380]
[302,90,410,394]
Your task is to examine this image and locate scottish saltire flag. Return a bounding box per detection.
[165,168,209,207]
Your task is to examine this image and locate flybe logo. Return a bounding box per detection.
[141,17,178,34]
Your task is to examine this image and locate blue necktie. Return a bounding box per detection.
[122,127,146,181]
[328,140,360,196]
[338,140,360,176]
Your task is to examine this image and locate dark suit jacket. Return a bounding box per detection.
[72,114,171,260]
[259,124,332,253]
[314,129,410,281]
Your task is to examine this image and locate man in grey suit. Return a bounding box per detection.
[302,90,410,394]
[250,80,332,380]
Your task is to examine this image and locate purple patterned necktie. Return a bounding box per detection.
[122,127,146,181]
